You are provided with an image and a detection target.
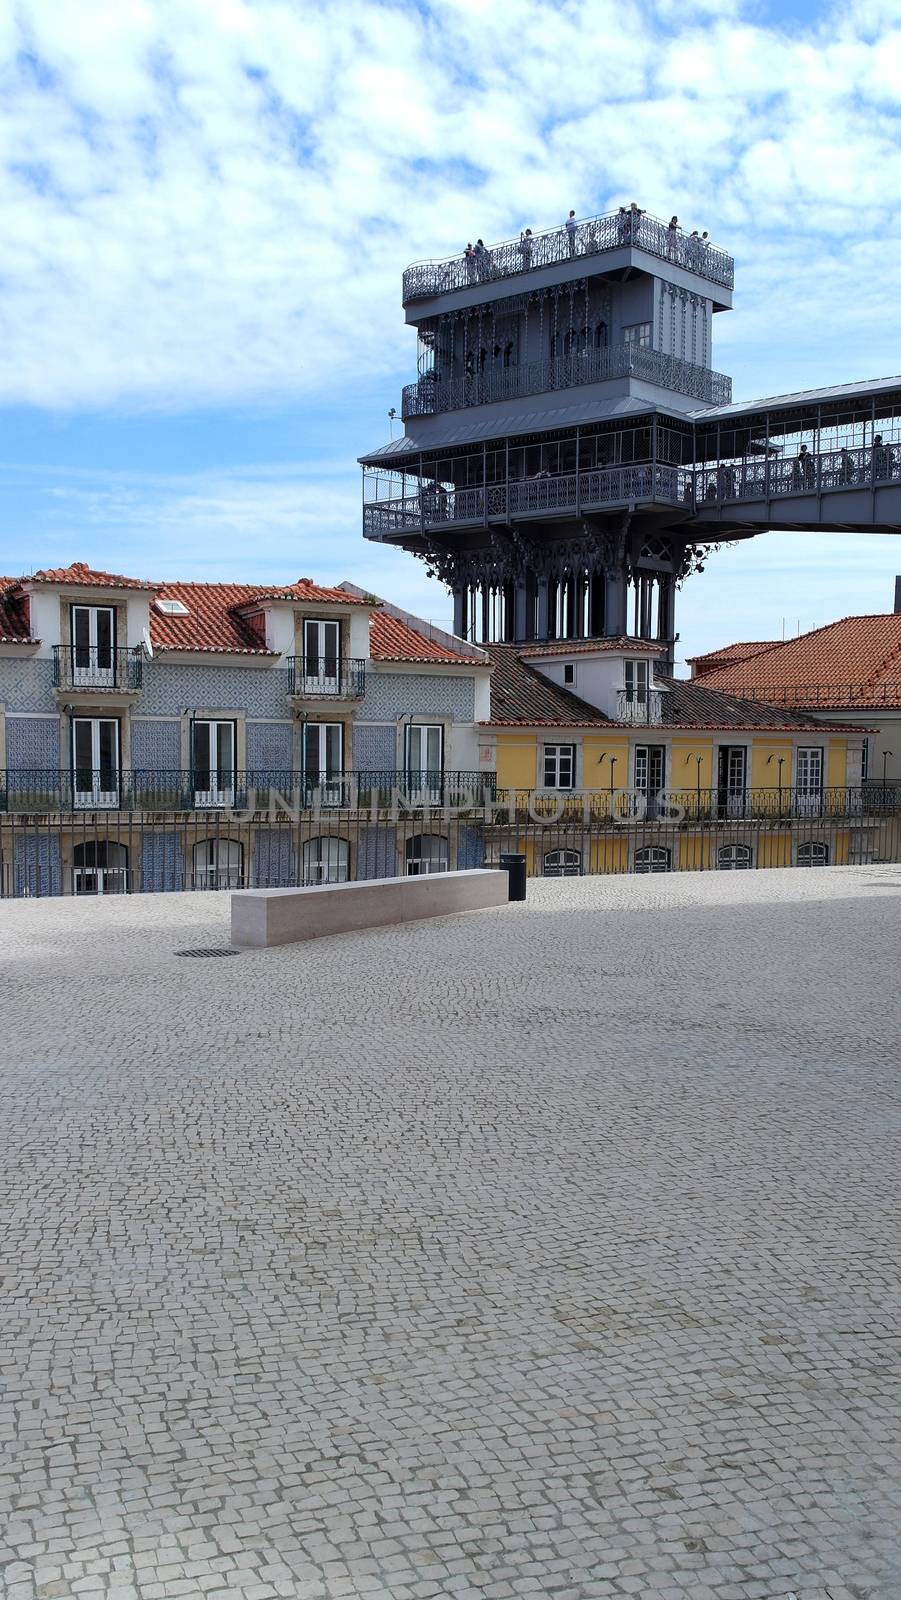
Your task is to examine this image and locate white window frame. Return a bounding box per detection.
[303,618,341,694]
[72,717,120,809]
[193,838,244,890]
[797,841,829,867]
[405,833,449,876]
[624,659,650,703]
[633,845,671,874]
[71,604,116,688]
[543,848,582,877]
[718,744,747,817]
[193,719,237,808]
[717,843,753,870]
[542,743,576,790]
[301,836,350,885]
[73,840,128,895]
[795,746,824,814]
[404,724,444,802]
[302,721,345,806]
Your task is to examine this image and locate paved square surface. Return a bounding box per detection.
[2,867,901,1600]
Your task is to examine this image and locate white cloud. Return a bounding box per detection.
[0,0,899,410]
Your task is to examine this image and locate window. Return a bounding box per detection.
[71,604,115,687]
[634,846,671,873]
[623,322,652,349]
[861,737,869,783]
[717,746,747,817]
[73,840,128,895]
[797,841,829,867]
[796,746,824,810]
[543,743,576,790]
[717,843,753,870]
[634,745,665,791]
[72,717,119,809]
[405,834,449,875]
[303,618,341,692]
[193,839,244,890]
[563,663,575,685]
[301,836,350,885]
[405,724,444,801]
[155,597,190,616]
[543,848,582,877]
[193,719,236,807]
[303,722,345,805]
[624,659,649,703]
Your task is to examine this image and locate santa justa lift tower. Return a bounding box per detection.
[360,207,901,660]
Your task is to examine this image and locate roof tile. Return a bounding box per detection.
[694,616,901,708]
[369,612,485,665]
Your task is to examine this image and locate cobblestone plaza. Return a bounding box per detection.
[2,869,900,1600]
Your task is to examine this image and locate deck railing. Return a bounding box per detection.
[287,657,367,697]
[0,769,496,815]
[402,208,735,302]
[52,645,143,692]
[402,346,731,418]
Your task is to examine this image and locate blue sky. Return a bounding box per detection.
[2,0,901,666]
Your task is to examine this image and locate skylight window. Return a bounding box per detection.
[155,598,189,615]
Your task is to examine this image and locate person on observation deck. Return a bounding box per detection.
[518,228,533,268]
[474,238,491,281]
[872,434,893,480]
[617,206,629,244]
[464,242,477,283]
[565,210,577,256]
[667,215,680,258]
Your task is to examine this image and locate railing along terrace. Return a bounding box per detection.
[402,209,735,302]
[616,691,668,724]
[287,657,366,697]
[695,440,901,505]
[52,645,143,691]
[402,347,732,418]
[492,786,901,823]
[0,769,497,815]
[363,463,695,536]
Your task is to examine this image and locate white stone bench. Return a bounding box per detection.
[231,869,509,949]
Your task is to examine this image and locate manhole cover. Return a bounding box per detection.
[174,947,242,958]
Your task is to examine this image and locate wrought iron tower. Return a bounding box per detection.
[360,206,901,656]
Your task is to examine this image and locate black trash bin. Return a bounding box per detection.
[499,851,527,902]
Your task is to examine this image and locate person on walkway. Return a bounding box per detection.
[686,229,700,268]
[872,433,892,481]
[793,443,815,490]
[518,228,533,268]
[474,239,490,281]
[617,206,629,244]
[565,210,577,256]
[629,202,644,244]
[464,243,477,283]
[667,216,680,259]
[839,446,855,484]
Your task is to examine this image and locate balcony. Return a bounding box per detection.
[287,656,366,699]
[402,208,735,304]
[0,769,497,815]
[53,645,143,694]
[402,347,732,418]
[616,691,668,725]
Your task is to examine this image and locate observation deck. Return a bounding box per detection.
[402,207,735,313]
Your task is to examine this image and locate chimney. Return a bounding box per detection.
[895,576,901,615]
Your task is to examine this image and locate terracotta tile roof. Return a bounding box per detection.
[248,580,370,606]
[481,645,611,726]
[657,677,865,731]
[519,636,666,658]
[369,612,486,665]
[27,561,158,591]
[687,640,781,673]
[0,578,35,642]
[150,584,278,654]
[694,616,901,709]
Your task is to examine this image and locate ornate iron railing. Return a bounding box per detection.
[616,691,668,724]
[402,345,731,417]
[287,657,366,697]
[52,645,143,692]
[695,441,901,505]
[402,208,735,302]
[0,769,497,815]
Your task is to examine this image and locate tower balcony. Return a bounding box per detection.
[402,208,735,306]
[402,346,732,419]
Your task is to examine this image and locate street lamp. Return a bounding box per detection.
[684,751,703,816]
[767,752,786,813]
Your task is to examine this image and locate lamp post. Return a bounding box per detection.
[598,751,618,817]
[684,751,703,817]
[767,752,786,814]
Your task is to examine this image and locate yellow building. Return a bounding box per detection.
[480,638,869,875]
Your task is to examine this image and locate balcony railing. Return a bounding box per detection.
[402,346,732,418]
[0,769,497,815]
[616,691,668,724]
[715,682,901,709]
[287,657,366,697]
[53,645,143,692]
[402,208,735,302]
[364,438,901,540]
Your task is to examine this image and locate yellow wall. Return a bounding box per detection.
[494,734,538,790]
[590,835,628,873]
[757,830,792,868]
[751,739,792,792]
[678,834,711,871]
[827,739,848,789]
[670,738,713,805]
[582,733,630,791]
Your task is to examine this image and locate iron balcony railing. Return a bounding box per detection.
[287,657,367,697]
[402,346,731,418]
[616,691,668,725]
[402,208,735,302]
[712,682,901,709]
[364,438,901,540]
[0,769,497,815]
[52,645,143,692]
[494,786,901,823]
